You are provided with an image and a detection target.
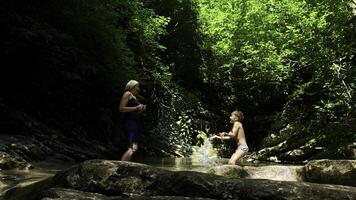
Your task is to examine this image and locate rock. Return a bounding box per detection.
[5,160,356,200]
[0,151,31,170]
[39,188,113,200]
[243,165,304,182]
[39,188,215,200]
[303,159,356,187]
[207,165,248,178]
[0,132,119,170]
[0,103,119,170]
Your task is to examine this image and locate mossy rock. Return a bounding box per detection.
[207,165,248,178]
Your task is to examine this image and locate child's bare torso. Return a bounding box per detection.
[233,122,247,145]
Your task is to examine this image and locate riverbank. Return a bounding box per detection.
[1,158,355,199]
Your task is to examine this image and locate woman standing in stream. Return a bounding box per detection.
[119,80,146,161]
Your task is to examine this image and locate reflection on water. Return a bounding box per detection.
[0,161,75,196]
[140,157,228,172]
[0,169,52,194]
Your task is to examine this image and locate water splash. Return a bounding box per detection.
[190,138,219,166]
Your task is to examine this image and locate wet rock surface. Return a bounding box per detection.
[0,151,31,170]
[207,165,248,178]
[39,188,114,200]
[0,103,119,170]
[303,159,356,187]
[40,188,215,200]
[5,160,356,200]
[0,104,121,197]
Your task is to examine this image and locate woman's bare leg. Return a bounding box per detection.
[121,143,138,161]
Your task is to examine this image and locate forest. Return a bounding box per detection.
[0,0,355,164]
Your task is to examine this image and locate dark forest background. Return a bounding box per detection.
[0,0,355,163]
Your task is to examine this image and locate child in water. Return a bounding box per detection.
[210,111,248,165]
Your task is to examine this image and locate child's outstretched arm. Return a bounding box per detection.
[218,131,236,139]
[209,134,230,140]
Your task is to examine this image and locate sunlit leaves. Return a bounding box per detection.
[194,0,355,158]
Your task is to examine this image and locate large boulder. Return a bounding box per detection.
[5,160,356,200]
[40,188,215,200]
[39,188,112,200]
[207,165,248,178]
[303,159,356,187]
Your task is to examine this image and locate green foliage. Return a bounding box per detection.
[197,0,354,95]
[195,130,208,146]
[144,0,204,89]
[195,0,356,159]
[0,0,170,142]
[147,79,213,156]
[1,0,355,160]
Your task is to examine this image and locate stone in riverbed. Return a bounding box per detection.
[303,159,356,187]
[207,165,248,178]
[0,151,31,170]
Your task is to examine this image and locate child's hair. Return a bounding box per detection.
[232,110,244,121]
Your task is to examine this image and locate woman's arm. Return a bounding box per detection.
[119,92,143,112]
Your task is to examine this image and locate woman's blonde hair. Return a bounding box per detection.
[125,80,139,91]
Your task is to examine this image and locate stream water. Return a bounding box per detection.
[140,157,305,181]
[140,138,305,182]
[0,160,75,196]
[0,139,305,197]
